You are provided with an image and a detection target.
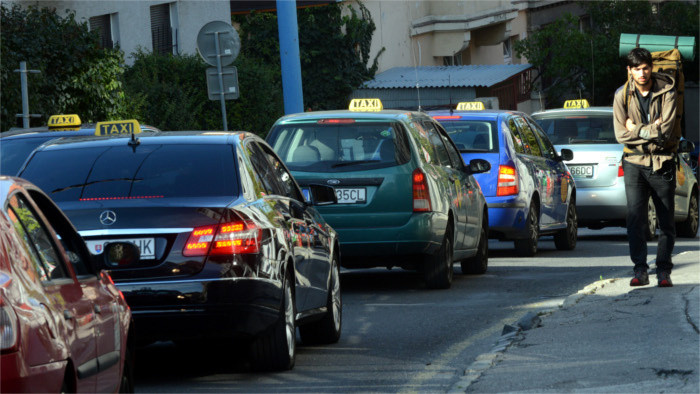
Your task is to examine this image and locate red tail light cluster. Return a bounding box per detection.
[413,168,432,212]
[183,220,262,257]
[618,164,624,177]
[497,165,519,196]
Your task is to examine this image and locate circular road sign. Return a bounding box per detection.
[196,21,240,67]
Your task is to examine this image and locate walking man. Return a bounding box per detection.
[613,47,678,287]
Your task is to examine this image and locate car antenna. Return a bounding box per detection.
[413,40,422,112]
[128,127,140,151]
[449,74,453,115]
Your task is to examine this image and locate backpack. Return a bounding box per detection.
[623,49,684,153]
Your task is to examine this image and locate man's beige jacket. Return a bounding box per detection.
[613,72,677,172]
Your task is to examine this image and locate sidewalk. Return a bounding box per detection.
[452,249,700,393]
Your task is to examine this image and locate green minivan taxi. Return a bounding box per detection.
[266,99,491,289]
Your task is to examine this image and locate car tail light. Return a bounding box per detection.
[0,295,19,353]
[317,119,355,124]
[497,165,519,196]
[183,220,262,257]
[432,115,461,120]
[413,168,431,212]
[618,164,624,177]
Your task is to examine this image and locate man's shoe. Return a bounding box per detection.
[630,270,650,286]
[657,271,673,287]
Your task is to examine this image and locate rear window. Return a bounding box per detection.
[437,120,499,153]
[0,136,56,176]
[532,114,616,145]
[19,144,238,201]
[267,121,412,172]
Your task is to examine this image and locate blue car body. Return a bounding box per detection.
[429,108,577,255]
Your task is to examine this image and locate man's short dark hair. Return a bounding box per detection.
[627,47,653,68]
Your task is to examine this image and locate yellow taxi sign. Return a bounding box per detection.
[95,120,142,136]
[563,99,590,109]
[349,98,383,112]
[456,101,485,111]
[47,114,81,130]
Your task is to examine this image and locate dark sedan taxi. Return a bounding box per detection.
[16,125,341,371]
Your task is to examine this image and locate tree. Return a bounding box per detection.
[0,4,131,131]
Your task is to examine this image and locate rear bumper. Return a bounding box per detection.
[0,353,65,393]
[576,184,627,223]
[334,211,447,263]
[485,196,528,239]
[117,277,282,341]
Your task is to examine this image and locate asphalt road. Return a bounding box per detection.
[133,228,699,392]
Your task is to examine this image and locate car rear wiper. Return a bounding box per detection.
[51,178,141,193]
[331,160,381,168]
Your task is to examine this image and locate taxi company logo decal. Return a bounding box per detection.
[99,210,117,226]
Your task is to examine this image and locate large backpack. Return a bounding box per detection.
[623,48,684,152]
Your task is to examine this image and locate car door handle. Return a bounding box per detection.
[63,310,74,320]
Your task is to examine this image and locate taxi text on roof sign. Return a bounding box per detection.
[456,102,485,111]
[563,99,590,109]
[95,120,142,136]
[349,98,383,112]
[47,114,81,130]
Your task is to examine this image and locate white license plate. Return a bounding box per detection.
[569,165,594,178]
[86,238,155,259]
[335,188,366,203]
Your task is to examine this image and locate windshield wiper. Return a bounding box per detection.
[332,160,381,168]
[51,178,140,193]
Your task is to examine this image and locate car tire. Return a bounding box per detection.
[250,271,296,371]
[299,255,342,345]
[424,224,454,289]
[554,202,577,250]
[646,196,657,240]
[461,223,488,275]
[677,191,699,238]
[119,348,135,393]
[515,201,539,257]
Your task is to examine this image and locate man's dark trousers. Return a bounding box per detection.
[623,159,676,273]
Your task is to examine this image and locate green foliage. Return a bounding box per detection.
[0,4,130,131]
[514,0,699,107]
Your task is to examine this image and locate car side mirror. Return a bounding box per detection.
[308,184,338,206]
[96,242,141,271]
[678,139,695,153]
[468,158,491,174]
[559,148,574,161]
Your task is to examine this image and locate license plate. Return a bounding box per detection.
[569,165,593,178]
[86,238,155,259]
[335,188,366,203]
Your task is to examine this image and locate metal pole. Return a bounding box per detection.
[214,31,228,131]
[277,0,304,114]
[19,62,30,128]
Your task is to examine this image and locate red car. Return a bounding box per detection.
[0,176,136,392]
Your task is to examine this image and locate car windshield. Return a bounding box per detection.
[0,136,57,176]
[267,121,411,172]
[19,144,238,201]
[438,120,499,153]
[532,114,616,145]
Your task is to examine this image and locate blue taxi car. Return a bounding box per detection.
[1,115,159,176]
[429,102,577,256]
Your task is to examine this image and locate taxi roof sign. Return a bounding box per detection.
[48,114,81,131]
[349,98,383,112]
[563,99,590,109]
[456,101,485,111]
[95,120,142,136]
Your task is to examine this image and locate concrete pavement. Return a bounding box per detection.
[451,249,700,393]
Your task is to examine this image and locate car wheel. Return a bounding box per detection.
[677,192,699,238]
[515,201,539,257]
[646,196,657,240]
[299,254,342,345]
[424,224,454,289]
[250,271,296,371]
[554,202,577,250]
[461,224,488,275]
[118,348,135,393]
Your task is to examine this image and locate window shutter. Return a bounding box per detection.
[150,4,172,55]
[89,15,113,49]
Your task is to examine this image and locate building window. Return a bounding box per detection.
[503,37,513,65]
[89,14,114,49]
[443,53,462,66]
[150,3,178,55]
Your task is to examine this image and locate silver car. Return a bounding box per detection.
[531,106,698,239]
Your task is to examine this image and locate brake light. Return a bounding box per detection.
[317,119,355,124]
[432,115,461,120]
[618,165,624,177]
[183,220,261,257]
[0,295,19,353]
[413,168,431,212]
[497,165,519,196]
